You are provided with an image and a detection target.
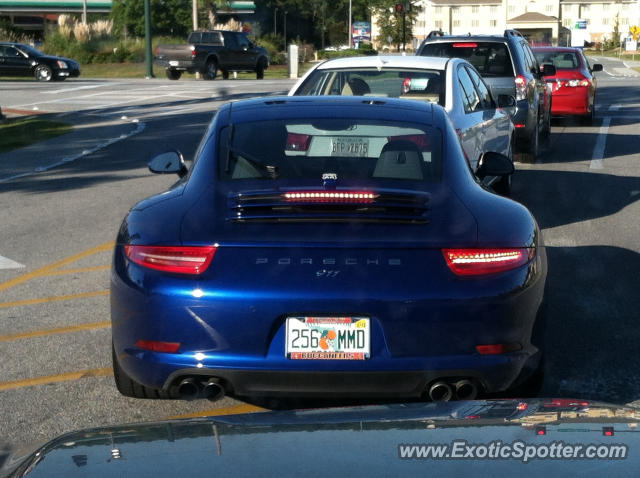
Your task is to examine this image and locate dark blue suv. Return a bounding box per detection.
[417,30,556,160]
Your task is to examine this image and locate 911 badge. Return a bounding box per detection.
[322,172,337,189]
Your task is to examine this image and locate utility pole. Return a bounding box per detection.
[82,0,87,24]
[274,7,277,36]
[284,11,287,50]
[192,0,198,31]
[348,0,352,48]
[144,0,154,78]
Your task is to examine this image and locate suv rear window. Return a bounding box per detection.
[420,42,514,77]
[533,51,580,69]
[218,119,442,183]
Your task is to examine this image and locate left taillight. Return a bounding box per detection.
[443,248,533,276]
[124,245,217,275]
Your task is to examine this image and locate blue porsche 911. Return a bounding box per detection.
[111,96,547,402]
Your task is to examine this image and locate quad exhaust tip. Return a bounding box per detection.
[428,379,479,402]
[428,381,453,402]
[178,377,226,401]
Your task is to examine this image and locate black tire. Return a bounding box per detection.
[256,59,265,80]
[541,105,551,138]
[34,64,53,82]
[204,60,218,80]
[165,69,182,80]
[112,343,175,399]
[221,69,230,80]
[581,102,595,125]
[527,119,539,161]
[494,138,514,196]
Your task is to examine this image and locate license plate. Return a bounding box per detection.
[169,60,179,66]
[286,317,370,360]
[330,137,369,157]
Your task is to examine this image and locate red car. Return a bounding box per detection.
[532,47,603,124]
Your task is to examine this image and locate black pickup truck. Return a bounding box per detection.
[155,30,269,80]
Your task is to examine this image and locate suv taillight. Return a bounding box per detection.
[514,75,527,101]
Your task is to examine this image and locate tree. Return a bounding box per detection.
[371,1,418,51]
[612,13,620,49]
[111,0,194,38]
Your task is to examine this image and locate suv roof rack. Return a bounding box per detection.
[426,30,445,39]
[504,29,524,38]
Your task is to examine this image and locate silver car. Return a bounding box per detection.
[289,55,516,195]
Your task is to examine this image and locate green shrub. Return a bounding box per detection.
[318,48,378,60]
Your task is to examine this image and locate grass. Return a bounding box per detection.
[0,117,73,154]
[78,62,315,80]
[584,48,640,61]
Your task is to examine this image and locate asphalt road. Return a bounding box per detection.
[1,62,639,454]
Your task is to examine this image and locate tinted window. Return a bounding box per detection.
[236,34,250,49]
[457,67,481,113]
[188,32,202,43]
[466,66,493,109]
[294,68,445,106]
[217,119,442,183]
[534,50,581,69]
[420,42,514,77]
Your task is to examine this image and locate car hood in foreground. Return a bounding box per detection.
[3,399,638,477]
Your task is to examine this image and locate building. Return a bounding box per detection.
[377,0,640,49]
[0,0,256,39]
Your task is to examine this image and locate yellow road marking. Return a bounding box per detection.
[0,321,111,342]
[0,242,113,293]
[41,265,111,277]
[168,403,266,420]
[0,290,109,309]
[0,367,113,392]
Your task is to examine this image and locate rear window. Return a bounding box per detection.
[533,51,580,69]
[294,68,445,106]
[420,42,514,77]
[217,119,442,183]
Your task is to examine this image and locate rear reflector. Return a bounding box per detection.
[125,245,217,275]
[283,191,376,202]
[514,123,525,128]
[387,134,431,151]
[443,248,532,276]
[285,133,311,151]
[135,340,181,353]
[476,343,521,354]
[453,42,478,48]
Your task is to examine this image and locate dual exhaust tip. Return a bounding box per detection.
[428,379,478,402]
[178,377,225,401]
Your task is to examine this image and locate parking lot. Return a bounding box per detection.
[1,62,640,451]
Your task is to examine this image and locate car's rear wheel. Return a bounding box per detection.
[204,60,218,80]
[256,59,266,80]
[541,104,551,138]
[34,64,53,82]
[165,69,182,80]
[221,69,230,79]
[494,137,515,196]
[527,119,539,161]
[582,101,595,125]
[112,343,176,399]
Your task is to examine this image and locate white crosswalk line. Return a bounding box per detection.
[0,255,25,269]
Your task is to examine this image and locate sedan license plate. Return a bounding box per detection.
[286,317,370,360]
[330,137,369,157]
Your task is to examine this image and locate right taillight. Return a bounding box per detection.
[443,248,533,276]
[514,75,527,101]
[125,245,217,275]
